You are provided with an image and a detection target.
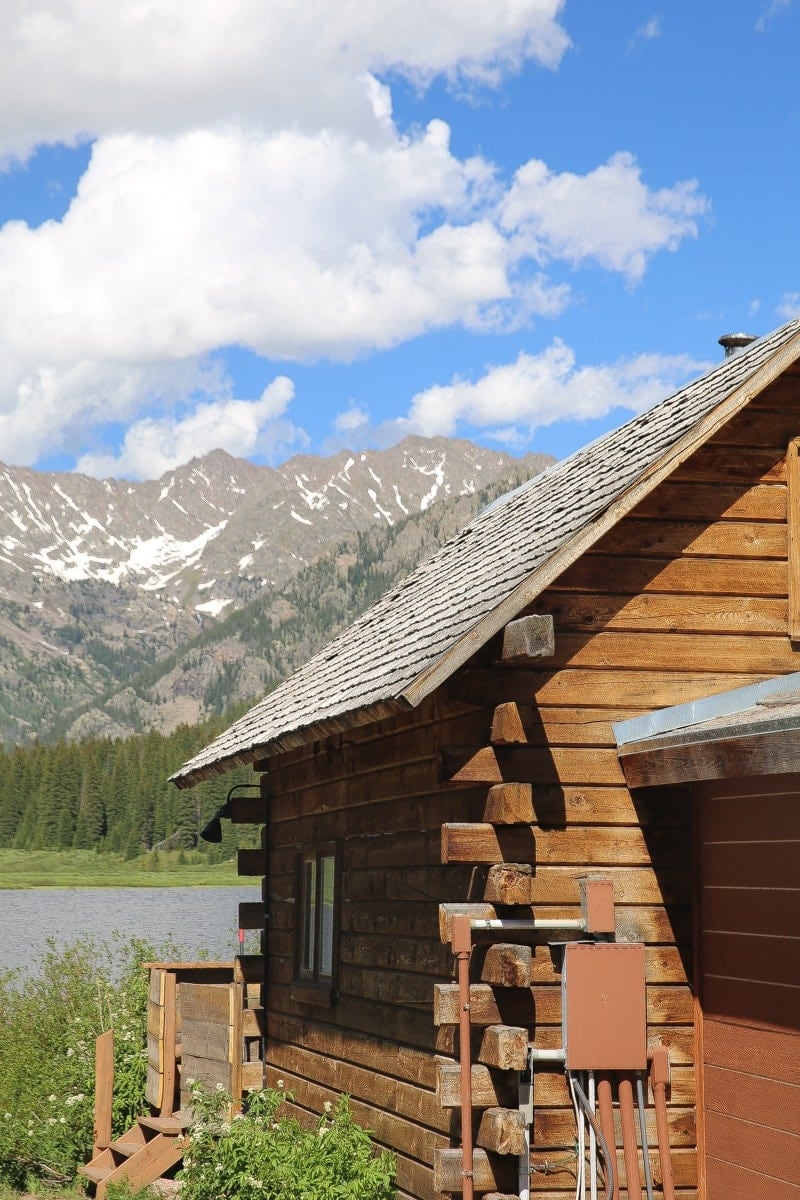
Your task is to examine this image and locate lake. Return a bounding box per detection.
[0,885,263,976]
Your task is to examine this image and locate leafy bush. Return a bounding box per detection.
[0,936,154,1186]
[180,1083,396,1200]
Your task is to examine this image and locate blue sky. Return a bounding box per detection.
[0,1,798,481]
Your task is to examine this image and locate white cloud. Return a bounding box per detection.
[0,3,712,476]
[778,292,800,319]
[75,377,301,480]
[0,125,708,469]
[500,151,708,282]
[402,343,709,439]
[334,406,370,435]
[0,0,569,160]
[756,0,793,32]
[626,17,662,54]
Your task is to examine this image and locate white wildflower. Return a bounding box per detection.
[276,1078,284,1089]
[324,1100,332,1113]
[48,1094,57,1102]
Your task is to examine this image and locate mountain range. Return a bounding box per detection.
[0,437,553,746]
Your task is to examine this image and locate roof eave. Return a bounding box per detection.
[172,696,410,788]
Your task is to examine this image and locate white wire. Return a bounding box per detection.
[588,1070,597,1200]
[568,1072,586,1200]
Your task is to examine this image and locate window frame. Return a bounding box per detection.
[291,840,340,1006]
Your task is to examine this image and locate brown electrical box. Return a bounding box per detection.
[563,942,647,1070]
[579,876,616,935]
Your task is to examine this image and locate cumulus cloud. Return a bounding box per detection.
[500,151,708,282]
[0,1,714,475]
[334,406,370,435]
[75,377,301,480]
[0,0,569,160]
[0,124,708,469]
[402,343,709,439]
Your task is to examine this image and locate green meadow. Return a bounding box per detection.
[0,848,240,889]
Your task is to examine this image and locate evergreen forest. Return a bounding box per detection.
[0,714,252,859]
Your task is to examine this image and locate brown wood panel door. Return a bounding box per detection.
[697,777,800,1200]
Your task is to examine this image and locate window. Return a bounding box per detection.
[293,843,339,1004]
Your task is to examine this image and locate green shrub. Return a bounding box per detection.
[0,935,155,1186]
[180,1083,396,1200]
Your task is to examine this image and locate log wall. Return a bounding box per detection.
[254,370,800,1200]
[260,695,488,1200]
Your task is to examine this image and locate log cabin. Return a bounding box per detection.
[171,317,800,1200]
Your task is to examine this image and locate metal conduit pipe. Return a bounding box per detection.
[518,1053,533,1200]
[636,1072,655,1200]
[528,1046,567,1063]
[649,1046,675,1200]
[470,918,587,933]
[596,1074,620,1200]
[618,1074,643,1200]
[451,915,474,1200]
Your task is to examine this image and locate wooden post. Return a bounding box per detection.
[161,971,178,1117]
[230,981,244,1111]
[93,1030,114,1155]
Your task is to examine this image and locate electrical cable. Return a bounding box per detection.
[567,1073,585,1200]
[572,1075,616,1200]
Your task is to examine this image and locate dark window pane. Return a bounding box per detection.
[301,857,317,973]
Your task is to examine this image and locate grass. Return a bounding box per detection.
[0,848,241,889]
[0,1188,85,1199]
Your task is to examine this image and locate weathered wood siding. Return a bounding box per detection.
[256,370,800,1200]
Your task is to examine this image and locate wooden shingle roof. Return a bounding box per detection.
[173,318,800,787]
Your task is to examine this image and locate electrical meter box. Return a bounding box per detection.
[562,942,647,1071]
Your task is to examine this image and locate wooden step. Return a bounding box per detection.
[112,1138,148,1158]
[93,1132,187,1199]
[138,1113,190,1134]
[79,1163,113,1184]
